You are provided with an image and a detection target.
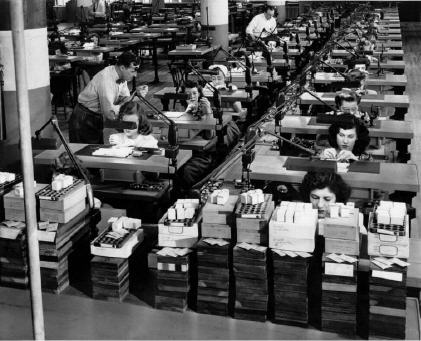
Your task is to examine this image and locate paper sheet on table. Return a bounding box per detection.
[372,269,403,282]
[163,111,186,119]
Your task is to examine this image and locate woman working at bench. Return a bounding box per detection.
[319,114,371,161]
[328,90,374,126]
[176,83,240,195]
[108,102,158,148]
[300,171,351,217]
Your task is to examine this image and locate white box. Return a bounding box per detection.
[269,207,318,239]
[91,229,144,258]
[285,208,295,223]
[269,236,315,252]
[377,210,391,225]
[158,234,198,248]
[368,213,409,258]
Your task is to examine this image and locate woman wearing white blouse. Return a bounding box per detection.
[108,102,158,149]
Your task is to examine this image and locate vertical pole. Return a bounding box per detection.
[9,0,45,339]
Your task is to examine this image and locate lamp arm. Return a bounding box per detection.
[318,58,348,78]
[301,88,338,113]
[36,116,94,209]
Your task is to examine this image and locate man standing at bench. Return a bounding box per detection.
[69,52,148,144]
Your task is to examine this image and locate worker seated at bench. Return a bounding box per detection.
[108,101,159,148]
[318,114,371,161]
[175,83,240,196]
[184,83,213,122]
[300,171,351,218]
[323,90,375,126]
[201,63,247,119]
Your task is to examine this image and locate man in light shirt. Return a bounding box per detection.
[69,51,147,144]
[246,5,277,41]
[89,0,106,19]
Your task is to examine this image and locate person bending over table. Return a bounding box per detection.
[300,171,351,217]
[319,114,371,161]
[108,101,158,148]
[246,5,277,41]
[69,51,148,144]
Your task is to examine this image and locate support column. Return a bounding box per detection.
[0,0,52,145]
[200,0,229,50]
[269,0,286,25]
[298,1,311,16]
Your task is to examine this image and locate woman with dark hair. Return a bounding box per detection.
[175,83,240,195]
[333,89,373,125]
[300,171,351,216]
[320,114,370,161]
[184,82,212,119]
[108,101,158,148]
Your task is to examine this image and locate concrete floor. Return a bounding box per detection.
[0,286,346,340]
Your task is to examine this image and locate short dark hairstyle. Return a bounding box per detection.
[327,114,370,156]
[345,56,371,70]
[346,69,366,83]
[300,171,351,204]
[116,51,139,67]
[118,101,152,135]
[264,5,275,12]
[185,81,204,97]
[335,90,361,108]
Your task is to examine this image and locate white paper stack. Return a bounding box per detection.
[269,201,318,252]
[158,199,200,248]
[368,201,409,258]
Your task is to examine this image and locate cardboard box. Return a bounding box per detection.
[38,181,86,211]
[158,234,198,248]
[325,236,360,256]
[201,222,232,239]
[40,200,86,224]
[269,207,318,239]
[91,229,144,258]
[158,212,199,248]
[324,209,359,240]
[202,195,238,225]
[367,213,409,258]
[269,236,315,252]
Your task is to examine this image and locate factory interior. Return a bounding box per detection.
[1,0,421,339]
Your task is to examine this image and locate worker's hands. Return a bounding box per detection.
[109,134,123,145]
[198,97,212,115]
[267,41,276,49]
[320,148,337,160]
[337,150,358,161]
[136,84,148,98]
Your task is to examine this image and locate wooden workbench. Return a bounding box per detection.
[330,49,404,58]
[168,45,220,57]
[272,116,414,139]
[313,72,407,87]
[150,112,232,130]
[299,92,409,108]
[34,144,192,174]
[326,59,405,71]
[248,145,419,193]
[153,87,259,103]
